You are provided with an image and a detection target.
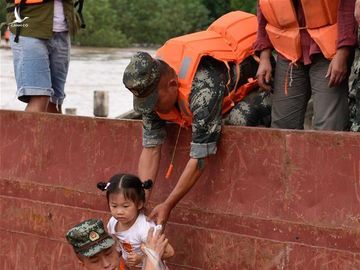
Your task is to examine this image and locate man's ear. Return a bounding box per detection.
[167,78,178,91]
[78,260,85,268]
[75,253,86,268]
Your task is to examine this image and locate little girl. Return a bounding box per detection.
[97,173,174,269]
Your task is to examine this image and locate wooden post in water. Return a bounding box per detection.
[93,91,109,117]
[65,108,77,115]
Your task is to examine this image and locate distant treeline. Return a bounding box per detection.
[0,0,257,48]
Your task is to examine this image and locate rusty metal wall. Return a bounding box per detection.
[0,110,359,269]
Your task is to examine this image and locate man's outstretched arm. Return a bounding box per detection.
[139,145,162,203]
[148,157,206,225]
[139,145,162,183]
[138,111,167,201]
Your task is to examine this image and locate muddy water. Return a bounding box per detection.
[0,46,156,118]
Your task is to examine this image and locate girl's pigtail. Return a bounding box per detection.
[97,182,110,191]
[142,179,153,190]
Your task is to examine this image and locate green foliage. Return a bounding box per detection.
[229,0,257,14]
[201,0,231,20]
[201,0,257,19]
[75,0,257,47]
[113,0,209,45]
[73,0,129,47]
[0,1,7,35]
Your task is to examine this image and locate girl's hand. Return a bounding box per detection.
[126,252,143,267]
[326,47,350,87]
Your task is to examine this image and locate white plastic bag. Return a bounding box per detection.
[142,246,167,270]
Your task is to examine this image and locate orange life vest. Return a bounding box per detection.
[155,11,259,127]
[15,0,43,4]
[259,0,339,62]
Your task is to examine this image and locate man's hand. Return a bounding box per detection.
[126,252,143,267]
[355,0,360,25]
[142,227,168,257]
[256,49,273,91]
[148,202,172,226]
[326,47,350,87]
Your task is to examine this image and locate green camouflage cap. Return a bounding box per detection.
[123,51,161,113]
[66,219,115,257]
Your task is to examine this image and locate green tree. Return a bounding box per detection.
[201,0,231,21]
[201,0,256,20]
[229,0,257,14]
[113,0,209,46]
[0,1,7,36]
[73,0,128,47]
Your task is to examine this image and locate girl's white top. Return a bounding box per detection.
[107,212,155,267]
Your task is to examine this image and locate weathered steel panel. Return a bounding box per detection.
[0,110,359,269]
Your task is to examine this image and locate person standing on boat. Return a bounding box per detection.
[122,11,272,226]
[349,0,360,132]
[254,0,358,130]
[5,0,85,113]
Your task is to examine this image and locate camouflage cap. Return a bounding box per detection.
[66,219,115,257]
[123,51,161,113]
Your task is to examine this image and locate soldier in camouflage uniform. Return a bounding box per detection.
[122,51,271,226]
[349,43,360,132]
[66,219,123,270]
[66,219,171,270]
[350,3,360,132]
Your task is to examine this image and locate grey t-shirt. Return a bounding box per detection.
[53,0,68,32]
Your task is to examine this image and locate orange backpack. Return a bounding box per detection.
[259,0,338,62]
[155,11,259,127]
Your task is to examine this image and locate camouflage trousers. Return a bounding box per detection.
[223,88,272,127]
[349,41,360,132]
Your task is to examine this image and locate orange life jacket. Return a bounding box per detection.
[15,0,43,4]
[259,0,339,62]
[155,11,259,127]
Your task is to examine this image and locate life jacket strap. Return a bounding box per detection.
[284,62,297,96]
[165,124,182,179]
[74,0,86,28]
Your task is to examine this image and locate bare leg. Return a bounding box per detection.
[47,102,62,114]
[25,96,49,112]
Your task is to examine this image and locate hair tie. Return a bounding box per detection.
[104,182,111,190]
[142,179,153,190]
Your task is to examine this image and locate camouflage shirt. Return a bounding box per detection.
[349,30,360,132]
[142,56,272,158]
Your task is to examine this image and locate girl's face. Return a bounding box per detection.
[108,192,143,227]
